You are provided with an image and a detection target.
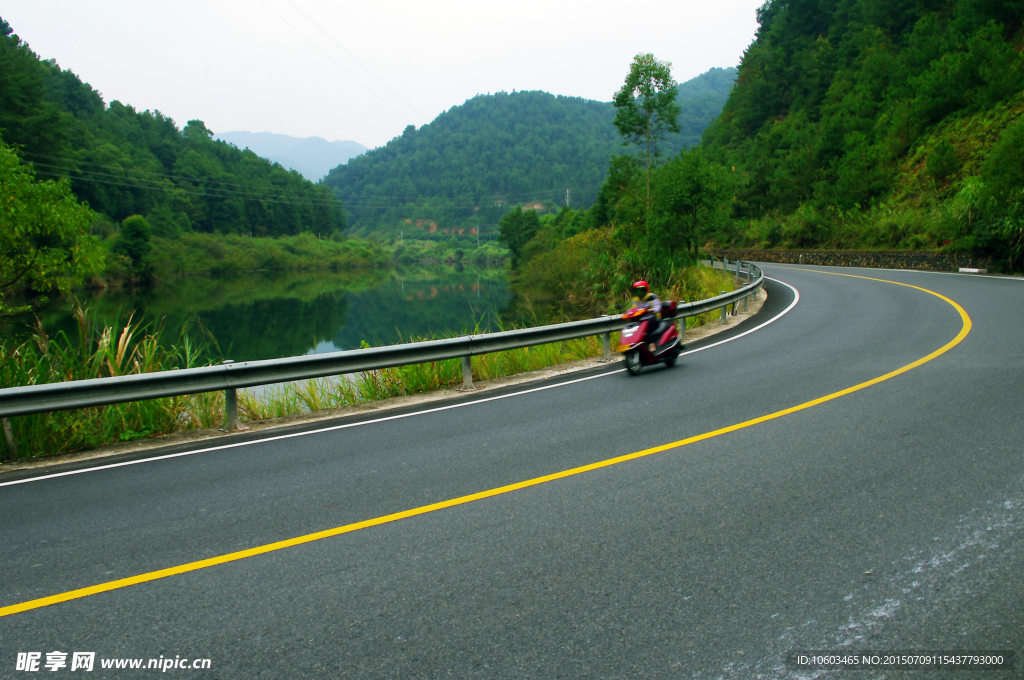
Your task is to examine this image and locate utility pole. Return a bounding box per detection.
[565,188,571,208]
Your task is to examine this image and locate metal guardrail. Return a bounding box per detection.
[0,259,763,428]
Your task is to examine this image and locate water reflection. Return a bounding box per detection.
[31,266,510,362]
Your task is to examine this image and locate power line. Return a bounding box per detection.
[33,167,574,213]
[23,153,584,211]
[21,151,326,196]
[32,163,338,204]
[259,0,415,126]
[21,151,579,208]
[32,170,343,208]
[285,0,427,122]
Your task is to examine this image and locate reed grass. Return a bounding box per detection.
[0,304,221,461]
[235,332,605,423]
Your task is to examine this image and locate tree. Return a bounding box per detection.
[613,54,681,201]
[0,143,102,317]
[498,207,541,268]
[651,150,734,256]
[112,214,152,279]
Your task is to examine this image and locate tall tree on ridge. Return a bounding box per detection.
[613,54,681,203]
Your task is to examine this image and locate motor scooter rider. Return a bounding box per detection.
[630,280,668,345]
[630,280,662,317]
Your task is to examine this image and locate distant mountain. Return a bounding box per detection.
[216,132,367,182]
[324,68,736,235]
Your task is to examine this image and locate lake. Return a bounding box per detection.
[29,265,511,362]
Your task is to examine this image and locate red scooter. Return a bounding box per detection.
[616,300,682,375]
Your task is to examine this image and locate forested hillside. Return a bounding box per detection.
[702,0,1024,265]
[0,19,345,239]
[324,68,736,236]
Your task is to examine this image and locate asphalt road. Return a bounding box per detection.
[0,265,1021,679]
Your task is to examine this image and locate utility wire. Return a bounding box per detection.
[32,162,339,204]
[34,168,567,212]
[285,0,428,122]
[21,151,328,196]
[259,0,415,125]
[33,170,342,208]
[24,153,579,209]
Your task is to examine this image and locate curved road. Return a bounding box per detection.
[0,265,1021,678]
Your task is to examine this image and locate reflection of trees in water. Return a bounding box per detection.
[201,293,350,360]
[33,268,510,362]
[332,273,509,349]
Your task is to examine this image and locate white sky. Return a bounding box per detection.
[3,0,761,150]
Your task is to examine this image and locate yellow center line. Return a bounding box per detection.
[0,272,972,619]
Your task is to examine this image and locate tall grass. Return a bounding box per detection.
[0,304,221,461]
[237,332,604,422]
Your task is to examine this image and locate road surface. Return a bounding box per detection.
[1,264,1021,678]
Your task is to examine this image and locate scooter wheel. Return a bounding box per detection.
[625,349,643,376]
[663,354,677,368]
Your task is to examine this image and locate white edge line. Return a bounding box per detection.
[765,262,1023,282]
[0,277,801,488]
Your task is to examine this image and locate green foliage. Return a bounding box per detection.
[0,306,222,460]
[138,232,390,280]
[112,215,152,279]
[926,141,961,181]
[498,208,542,268]
[0,141,102,317]
[0,22,345,241]
[238,331,605,424]
[613,54,682,198]
[698,0,1024,269]
[324,70,736,236]
[514,225,736,321]
[981,118,1024,207]
[651,151,735,255]
[703,0,1024,216]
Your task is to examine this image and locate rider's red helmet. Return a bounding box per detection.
[631,280,649,298]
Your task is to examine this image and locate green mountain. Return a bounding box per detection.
[324,68,737,237]
[701,0,1024,261]
[0,18,345,239]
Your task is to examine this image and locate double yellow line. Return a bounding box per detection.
[0,272,972,618]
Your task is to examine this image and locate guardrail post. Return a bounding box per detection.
[223,360,239,431]
[461,355,474,390]
[720,292,727,324]
[2,417,17,459]
[602,331,611,361]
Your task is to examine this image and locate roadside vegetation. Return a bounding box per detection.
[0,307,224,461]
[500,55,741,322]
[238,333,603,423]
[700,0,1024,270]
[0,313,604,461]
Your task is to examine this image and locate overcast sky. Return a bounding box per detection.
[4,0,762,150]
